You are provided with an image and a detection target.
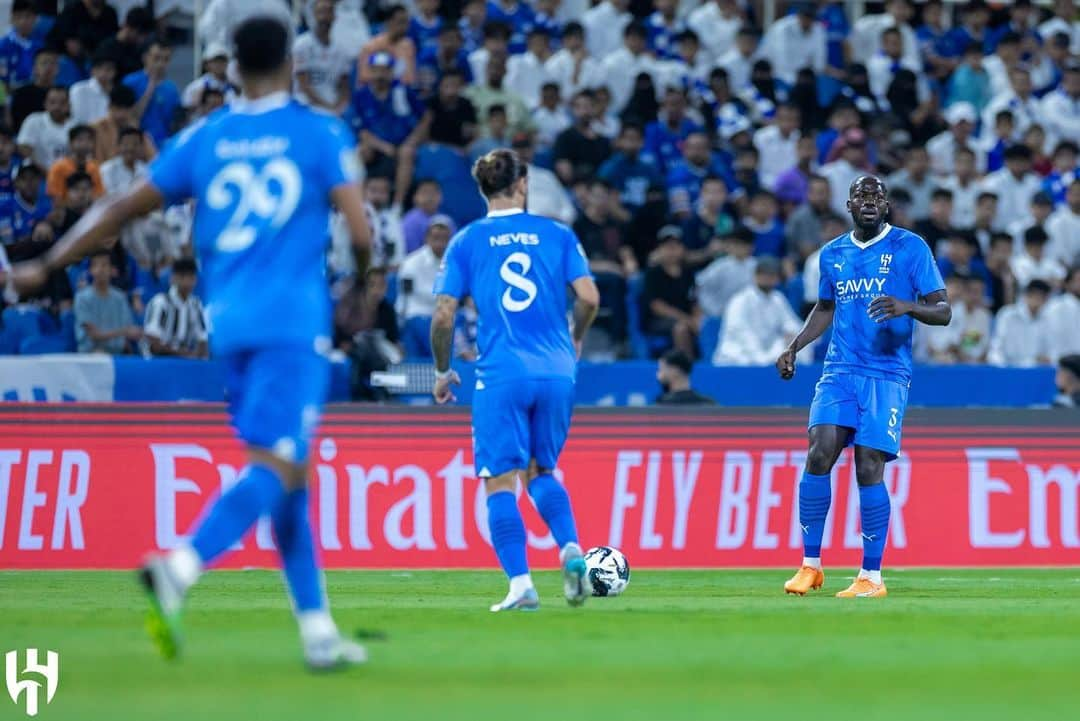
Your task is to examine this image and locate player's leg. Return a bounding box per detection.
[836,378,906,599]
[525,378,587,606]
[475,381,536,612]
[785,374,856,595]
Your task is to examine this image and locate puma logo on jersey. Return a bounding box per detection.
[834,261,845,271]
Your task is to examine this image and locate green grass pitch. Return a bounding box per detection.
[2,569,1079,721]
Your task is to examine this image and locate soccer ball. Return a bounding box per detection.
[583,546,630,597]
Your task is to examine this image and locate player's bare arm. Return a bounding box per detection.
[776,298,835,380]
[571,275,600,359]
[430,293,461,403]
[10,179,164,295]
[868,289,952,326]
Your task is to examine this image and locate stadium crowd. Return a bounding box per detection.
[0,0,1077,375]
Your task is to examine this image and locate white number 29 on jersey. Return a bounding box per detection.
[206,159,302,252]
[500,251,538,312]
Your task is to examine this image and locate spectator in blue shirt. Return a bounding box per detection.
[350,52,426,208]
[598,123,663,214]
[945,41,992,113]
[940,0,993,59]
[0,162,51,248]
[741,190,785,258]
[667,131,732,220]
[531,0,562,41]
[1042,141,1079,206]
[0,1,41,92]
[644,87,703,174]
[646,0,685,60]
[122,40,180,146]
[459,0,487,54]
[0,125,20,203]
[417,24,473,99]
[986,0,1039,54]
[409,0,445,57]
[486,0,535,55]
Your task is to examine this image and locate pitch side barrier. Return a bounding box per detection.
[1,405,1076,569]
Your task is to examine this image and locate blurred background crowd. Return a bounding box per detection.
[0,0,1077,383]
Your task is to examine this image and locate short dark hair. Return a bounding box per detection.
[118,126,143,142]
[483,21,511,41]
[233,16,289,76]
[881,27,902,40]
[11,0,35,15]
[65,171,92,189]
[0,123,13,139]
[125,7,155,32]
[563,22,584,38]
[90,49,116,69]
[46,85,69,98]
[661,349,693,376]
[173,257,198,275]
[68,124,95,143]
[976,191,998,205]
[1053,140,1079,157]
[1023,226,1048,245]
[931,188,953,202]
[1025,279,1051,295]
[486,103,507,118]
[989,232,1013,247]
[472,148,527,199]
[200,87,225,105]
[109,84,137,108]
[1060,354,1080,379]
[624,22,648,41]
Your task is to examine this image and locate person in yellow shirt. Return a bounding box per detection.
[46,124,105,204]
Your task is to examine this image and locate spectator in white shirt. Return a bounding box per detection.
[868,27,921,106]
[16,86,74,170]
[926,103,983,178]
[982,31,1023,99]
[512,132,576,225]
[532,82,572,152]
[919,273,991,364]
[582,0,633,59]
[143,258,209,359]
[291,0,352,114]
[752,103,800,189]
[850,0,920,68]
[100,127,148,193]
[718,25,760,92]
[304,0,371,59]
[602,22,660,115]
[686,0,742,64]
[1046,180,1080,268]
[1040,63,1080,147]
[544,22,604,102]
[988,279,1053,367]
[887,145,935,222]
[506,28,553,110]
[1038,0,1080,55]
[981,67,1044,142]
[979,144,1042,230]
[1011,226,1066,291]
[713,256,805,365]
[397,214,453,323]
[820,128,870,217]
[1007,191,1054,254]
[695,226,755,318]
[197,0,292,54]
[70,52,116,125]
[759,3,825,87]
[938,147,981,229]
[182,44,238,110]
[1045,267,1080,363]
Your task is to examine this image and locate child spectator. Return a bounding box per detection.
[46,124,104,203]
[143,258,209,359]
[0,1,42,92]
[74,250,139,354]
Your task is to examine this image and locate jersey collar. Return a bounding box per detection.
[487,207,525,217]
[231,91,290,115]
[849,223,892,250]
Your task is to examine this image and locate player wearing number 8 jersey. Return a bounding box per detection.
[431,148,601,612]
[9,17,372,669]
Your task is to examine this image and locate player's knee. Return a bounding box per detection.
[484,471,518,495]
[854,453,886,487]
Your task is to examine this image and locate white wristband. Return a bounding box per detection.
[434,368,452,380]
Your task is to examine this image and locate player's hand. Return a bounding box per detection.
[574,337,583,360]
[776,347,796,380]
[432,369,461,405]
[10,260,49,295]
[868,295,912,323]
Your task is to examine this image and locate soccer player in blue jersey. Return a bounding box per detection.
[431,148,600,612]
[10,17,372,667]
[776,175,951,599]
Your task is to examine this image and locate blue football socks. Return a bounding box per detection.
[486,490,529,579]
[272,488,325,612]
[527,473,579,549]
[798,471,832,559]
[858,482,892,572]
[191,464,284,565]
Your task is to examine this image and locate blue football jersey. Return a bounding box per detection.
[818,224,945,384]
[433,209,590,384]
[148,93,359,353]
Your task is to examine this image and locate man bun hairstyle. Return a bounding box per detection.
[472,148,527,199]
[233,16,289,76]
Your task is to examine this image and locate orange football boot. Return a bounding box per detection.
[835,577,888,598]
[784,566,825,595]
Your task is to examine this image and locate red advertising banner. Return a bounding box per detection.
[0,405,1077,569]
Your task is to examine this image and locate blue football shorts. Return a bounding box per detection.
[223,346,330,463]
[471,377,575,478]
[808,372,909,460]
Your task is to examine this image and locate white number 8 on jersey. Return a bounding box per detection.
[500,251,538,312]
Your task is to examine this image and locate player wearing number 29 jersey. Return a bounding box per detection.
[8,17,371,670]
[432,149,600,612]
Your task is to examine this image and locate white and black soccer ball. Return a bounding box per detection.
[583,546,630,597]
